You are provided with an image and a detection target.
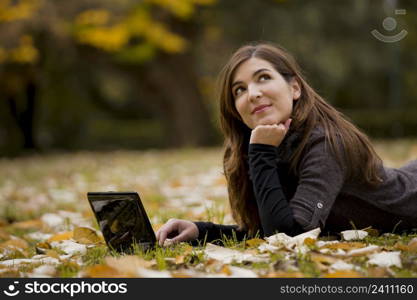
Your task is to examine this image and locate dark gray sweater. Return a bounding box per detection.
[194,126,417,242]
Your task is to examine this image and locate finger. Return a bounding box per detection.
[158,229,168,246]
[284,118,292,130]
[170,230,190,244]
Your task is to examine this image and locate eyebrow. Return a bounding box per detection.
[232,68,271,89]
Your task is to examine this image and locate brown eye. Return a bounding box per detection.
[234,87,245,97]
[259,74,271,81]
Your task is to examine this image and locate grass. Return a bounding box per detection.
[0,141,417,277]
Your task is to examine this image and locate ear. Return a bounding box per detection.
[290,78,301,101]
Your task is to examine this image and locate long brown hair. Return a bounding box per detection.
[218,42,383,235]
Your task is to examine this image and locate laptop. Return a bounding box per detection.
[87,191,156,253]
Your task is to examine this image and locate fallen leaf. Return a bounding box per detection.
[0,228,10,240]
[228,266,258,277]
[220,265,232,276]
[341,230,368,241]
[323,270,363,278]
[367,251,402,268]
[407,238,417,252]
[330,260,356,271]
[29,265,56,277]
[310,252,339,265]
[245,238,265,248]
[50,240,87,256]
[136,268,171,278]
[47,231,74,242]
[346,245,380,257]
[266,228,321,251]
[258,243,279,253]
[82,264,124,278]
[367,267,391,277]
[262,271,305,278]
[0,238,29,250]
[73,227,102,244]
[304,237,316,247]
[105,256,155,277]
[11,219,43,230]
[204,243,269,264]
[320,242,366,251]
[45,250,61,260]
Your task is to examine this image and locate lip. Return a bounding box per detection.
[252,104,272,114]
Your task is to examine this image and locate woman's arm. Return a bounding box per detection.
[248,143,304,236]
[248,132,346,236]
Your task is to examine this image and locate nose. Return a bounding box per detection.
[248,84,262,102]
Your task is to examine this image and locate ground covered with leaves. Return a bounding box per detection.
[1,141,417,278]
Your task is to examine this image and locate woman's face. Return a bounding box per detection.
[232,57,301,129]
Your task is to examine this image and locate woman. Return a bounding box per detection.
[156,42,417,246]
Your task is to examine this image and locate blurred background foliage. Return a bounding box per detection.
[0,0,416,156]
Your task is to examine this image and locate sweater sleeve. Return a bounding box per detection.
[192,221,249,244]
[248,143,304,236]
[248,133,346,234]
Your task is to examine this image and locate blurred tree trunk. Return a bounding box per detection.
[147,53,215,147]
[6,79,38,150]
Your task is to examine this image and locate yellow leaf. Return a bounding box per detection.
[47,231,73,242]
[175,255,185,264]
[220,265,232,276]
[73,227,102,244]
[105,256,155,276]
[304,237,316,247]
[12,219,43,230]
[35,242,51,252]
[83,264,124,278]
[172,271,193,278]
[45,250,60,259]
[310,252,338,265]
[323,270,363,278]
[245,238,265,248]
[262,271,305,278]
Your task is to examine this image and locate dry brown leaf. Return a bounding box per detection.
[171,271,194,278]
[170,179,182,188]
[262,271,305,278]
[320,242,366,251]
[394,242,409,252]
[105,256,155,276]
[174,255,186,264]
[220,265,232,276]
[0,228,10,240]
[47,231,74,242]
[407,238,417,252]
[245,238,265,248]
[367,267,391,277]
[304,237,316,247]
[73,227,102,244]
[323,270,363,278]
[310,252,339,265]
[0,238,29,250]
[346,245,380,257]
[83,264,125,278]
[12,219,43,230]
[35,242,52,254]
